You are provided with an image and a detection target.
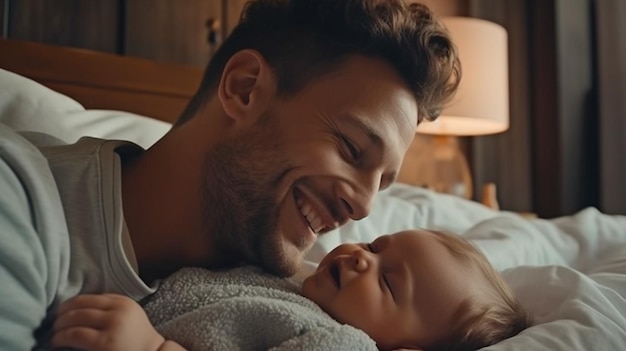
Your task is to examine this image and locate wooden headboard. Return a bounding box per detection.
[0,39,204,123]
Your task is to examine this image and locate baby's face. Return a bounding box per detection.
[302,230,482,350]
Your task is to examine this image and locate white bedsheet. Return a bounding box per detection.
[305,183,626,351]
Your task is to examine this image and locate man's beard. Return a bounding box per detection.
[199,113,299,277]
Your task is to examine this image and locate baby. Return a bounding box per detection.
[50,230,531,351]
[302,229,531,350]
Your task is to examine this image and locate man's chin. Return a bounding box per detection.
[263,257,302,278]
[260,241,306,278]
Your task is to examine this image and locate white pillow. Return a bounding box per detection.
[305,183,500,264]
[0,68,171,148]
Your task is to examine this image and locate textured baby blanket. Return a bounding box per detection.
[142,266,377,351]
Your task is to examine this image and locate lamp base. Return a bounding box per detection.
[397,135,473,199]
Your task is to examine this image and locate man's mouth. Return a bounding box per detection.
[294,188,339,234]
[299,200,325,233]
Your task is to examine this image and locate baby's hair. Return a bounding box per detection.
[427,230,532,351]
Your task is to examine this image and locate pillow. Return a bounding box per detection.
[0,68,171,148]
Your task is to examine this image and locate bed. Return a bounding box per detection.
[1,38,625,350]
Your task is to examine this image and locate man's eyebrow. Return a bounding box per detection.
[341,113,384,148]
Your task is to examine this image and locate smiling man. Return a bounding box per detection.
[0,0,460,349]
[127,55,422,279]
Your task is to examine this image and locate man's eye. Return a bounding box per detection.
[341,137,360,161]
[367,243,375,252]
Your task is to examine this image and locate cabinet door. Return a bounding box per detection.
[226,0,248,35]
[125,0,221,67]
[7,0,119,52]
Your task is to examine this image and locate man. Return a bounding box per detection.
[0,0,460,349]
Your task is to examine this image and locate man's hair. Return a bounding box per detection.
[176,0,461,126]
[428,231,532,351]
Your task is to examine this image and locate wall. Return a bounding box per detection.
[595,0,626,214]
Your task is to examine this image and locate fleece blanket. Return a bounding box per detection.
[142,266,376,351]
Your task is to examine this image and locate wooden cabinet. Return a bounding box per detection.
[3,0,246,67]
[226,0,249,34]
[7,0,120,53]
[125,0,222,67]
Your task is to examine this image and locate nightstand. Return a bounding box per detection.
[481,183,537,218]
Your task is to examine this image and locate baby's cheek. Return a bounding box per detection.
[301,277,314,298]
[301,275,329,308]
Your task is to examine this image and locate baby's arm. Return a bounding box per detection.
[52,293,186,351]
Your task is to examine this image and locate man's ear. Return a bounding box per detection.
[217,49,275,126]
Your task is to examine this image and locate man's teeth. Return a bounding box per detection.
[297,198,325,233]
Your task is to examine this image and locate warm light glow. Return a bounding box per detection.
[417,17,509,136]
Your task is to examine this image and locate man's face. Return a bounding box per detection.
[203,56,418,277]
[302,230,483,350]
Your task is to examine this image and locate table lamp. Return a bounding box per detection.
[410,16,509,199]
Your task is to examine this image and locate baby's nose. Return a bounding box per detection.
[351,251,369,272]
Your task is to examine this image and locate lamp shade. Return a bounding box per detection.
[417,17,509,136]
